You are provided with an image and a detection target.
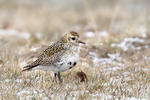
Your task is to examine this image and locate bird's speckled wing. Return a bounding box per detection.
[23,41,69,71]
[32,41,68,66]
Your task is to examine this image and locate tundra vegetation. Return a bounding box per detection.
[0,0,150,100]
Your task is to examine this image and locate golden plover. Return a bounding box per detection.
[23,31,85,83]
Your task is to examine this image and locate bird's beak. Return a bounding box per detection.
[78,40,86,44]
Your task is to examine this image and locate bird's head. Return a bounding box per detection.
[61,31,85,45]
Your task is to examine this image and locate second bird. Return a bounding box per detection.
[23,31,85,83]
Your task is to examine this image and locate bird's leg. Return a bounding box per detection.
[57,72,62,83]
[54,73,57,79]
[53,73,57,82]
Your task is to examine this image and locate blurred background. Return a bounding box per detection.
[0,0,149,41]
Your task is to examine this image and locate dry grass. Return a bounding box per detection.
[0,0,150,100]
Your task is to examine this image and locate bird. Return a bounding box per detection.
[22,31,85,83]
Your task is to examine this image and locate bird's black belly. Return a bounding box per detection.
[68,62,77,69]
[73,62,77,66]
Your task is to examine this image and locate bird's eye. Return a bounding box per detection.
[71,37,76,40]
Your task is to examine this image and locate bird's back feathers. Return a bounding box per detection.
[23,41,70,71]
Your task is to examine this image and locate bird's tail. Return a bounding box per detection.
[22,64,39,72]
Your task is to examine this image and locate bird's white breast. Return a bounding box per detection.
[56,45,80,72]
[56,52,79,72]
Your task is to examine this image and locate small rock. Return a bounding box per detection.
[76,71,88,82]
